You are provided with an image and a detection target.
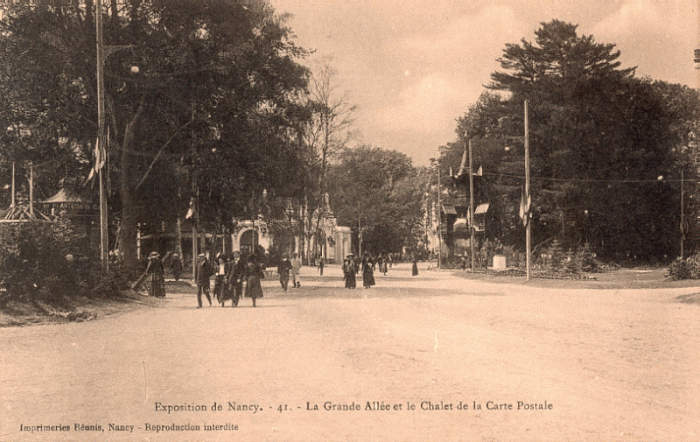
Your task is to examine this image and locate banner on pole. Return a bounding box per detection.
[519,187,531,226]
[87,131,107,182]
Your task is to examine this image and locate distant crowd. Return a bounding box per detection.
[134,250,422,308]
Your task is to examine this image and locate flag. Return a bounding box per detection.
[472,165,483,176]
[456,147,467,176]
[519,187,531,226]
[87,133,106,182]
[185,197,195,219]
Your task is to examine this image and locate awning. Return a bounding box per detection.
[475,203,490,215]
[441,204,457,215]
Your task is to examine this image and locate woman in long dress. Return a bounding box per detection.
[146,252,165,298]
[343,255,356,289]
[214,254,228,306]
[229,252,245,306]
[362,254,375,289]
[244,255,264,307]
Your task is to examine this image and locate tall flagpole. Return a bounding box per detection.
[468,138,475,272]
[96,0,108,267]
[525,100,531,281]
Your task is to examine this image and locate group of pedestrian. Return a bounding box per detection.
[341,252,387,289]
[195,252,264,308]
[138,248,419,302]
[277,253,302,291]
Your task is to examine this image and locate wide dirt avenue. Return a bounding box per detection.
[2,263,699,441]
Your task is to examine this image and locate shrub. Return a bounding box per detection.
[667,253,700,280]
[0,219,127,305]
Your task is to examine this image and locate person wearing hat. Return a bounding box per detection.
[214,253,229,306]
[145,252,165,298]
[244,254,264,307]
[277,254,293,292]
[195,253,213,308]
[228,251,245,306]
[290,252,302,288]
[342,253,356,289]
[317,255,324,276]
[361,252,375,289]
[170,252,183,281]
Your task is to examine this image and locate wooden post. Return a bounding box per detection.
[437,165,442,269]
[525,100,531,281]
[681,167,685,259]
[28,163,33,217]
[11,162,15,210]
[192,178,198,281]
[96,0,109,268]
[468,139,475,272]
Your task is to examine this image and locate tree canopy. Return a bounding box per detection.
[441,19,700,261]
[328,145,427,255]
[0,0,313,264]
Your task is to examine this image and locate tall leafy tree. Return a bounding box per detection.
[445,19,687,260]
[328,145,425,255]
[0,0,311,265]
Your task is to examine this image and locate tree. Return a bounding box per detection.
[444,19,686,261]
[293,59,357,263]
[489,19,635,97]
[328,146,425,255]
[0,0,311,266]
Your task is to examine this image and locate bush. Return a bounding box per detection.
[667,253,700,280]
[537,242,600,275]
[0,219,128,306]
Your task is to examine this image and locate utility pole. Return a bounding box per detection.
[28,163,33,217]
[524,100,531,281]
[192,177,198,281]
[681,168,685,259]
[437,165,442,269]
[468,138,475,272]
[96,0,108,268]
[11,162,15,210]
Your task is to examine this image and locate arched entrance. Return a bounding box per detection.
[239,229,259,256]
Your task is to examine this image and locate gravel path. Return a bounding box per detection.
[2,263,699,441]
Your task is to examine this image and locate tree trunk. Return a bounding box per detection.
[117,97,146,267]
[119,155,137,267]
[175,217,183,259]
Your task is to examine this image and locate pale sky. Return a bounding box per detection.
[270,0,700,165]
